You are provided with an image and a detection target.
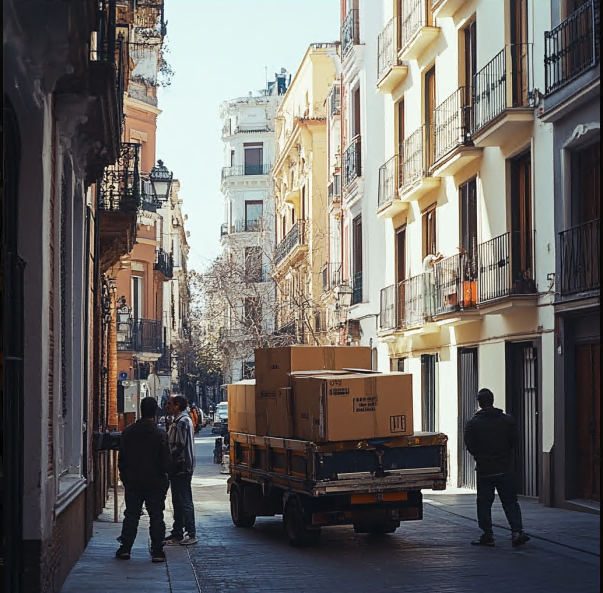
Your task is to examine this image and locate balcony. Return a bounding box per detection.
[98,142,141,272]
[221,219,263,238]
[322,262,343,293]
[245,266,272,284]
[397,274,436,332]
[117,318,163,354]
[472,44,534,148]
[274,220,307,268]
[328,174,342,209]
[380,284,397,331]
[154,248,174,279]
[399,125,440,201]
[341,8,360,57]
[343,136,362,188]
[221,163,272,181]
[399,0,440,61]
[477,231,537,313]
[431,0,464,18]
[153,346,171,375]
[377,154,405,218]
[329,85,341,118]
[431,87,482,178]
[352,271,363,305]
[377,17,408,94]
[559,218,600,298]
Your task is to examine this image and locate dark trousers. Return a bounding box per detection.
[170,473,196,537]
[476,472,523,535]
[120,486,167,553]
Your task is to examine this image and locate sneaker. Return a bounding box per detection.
[151,550,166,563]
[471,534,495,547]
[115,547,131,560]
[179,535,198,546]
[163,535,183,546]
[512,531,531,547]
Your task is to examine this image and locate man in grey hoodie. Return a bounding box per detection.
[464,388,530,548]
[164,395,197,545]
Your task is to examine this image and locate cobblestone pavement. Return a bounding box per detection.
[61,427,600,593]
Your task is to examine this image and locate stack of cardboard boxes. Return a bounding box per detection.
[228,346,414,443]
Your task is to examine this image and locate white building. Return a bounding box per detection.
[218,71,290,382]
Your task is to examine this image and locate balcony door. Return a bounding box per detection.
[458,347,478,489]
[245,200,263,231]
[460,178,478,280]
[421,354,438,432]
[510,0,530,106]
[396,226,406,327]
[244,142,263,175]
[572,142,600,226]
[464,20,477,131]
[352,215,363,304]
[424,66,436,168]
[131,275,143,320]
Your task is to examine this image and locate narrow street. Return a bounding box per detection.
[61,428,600,593]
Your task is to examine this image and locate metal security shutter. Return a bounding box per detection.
[421,354,438,432]
[458,347,478,489]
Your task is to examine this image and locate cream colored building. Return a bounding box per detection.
[271,43,339,344]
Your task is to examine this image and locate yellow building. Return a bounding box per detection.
[271,43,339,344]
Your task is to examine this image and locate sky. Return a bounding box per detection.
[156,0,341,273]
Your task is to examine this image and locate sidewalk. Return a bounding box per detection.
[424,488,600,557]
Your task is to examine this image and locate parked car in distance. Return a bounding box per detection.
[212,402,228,434]
[199,410,210,428]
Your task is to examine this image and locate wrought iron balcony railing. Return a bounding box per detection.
[352,271,363,305]
[377,17,400,81]
[154,248,174,278]
[545,0,599,94]
[433,252,478,316]
[322,262,343,292]
[342,8,360,56]
[433,87,474,163]
[343,136,362,187]
[397,274,432,329]
[328,174,341,207]
[559,218,600,295]
[330,85,341,118]
[98,142,141,212]
[221,219,264,236]
[400,0,428,52]
[154,346,171,374]
[221,163,272,180]
[274,220,306,265]
[378,154,401,209]
[244,266,272,284]
[472,43,533,134]
[399,125,432,192]
[477,231,536,303]
[117,318,163,353]
[380,284,396,330]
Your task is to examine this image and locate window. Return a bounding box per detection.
[424,66,436,167]
[390,357,406,372]
[245,201,263,231]
[230,149,235,167]
[131,276,144,320]
[244,142,263,175]
[421,354,438,432]
[244,297,262,329]
[510,151,533,282]
[352,87,361,138]
[396,226,407,284]
[397,99,405,148]
[571,142,600,225]
[422,205,437,259]
[460,178,478,273]
[352,215,363,305]
[244,247,262,282]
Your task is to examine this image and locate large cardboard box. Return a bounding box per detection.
[292,372,413,442]
[227,380,256,434]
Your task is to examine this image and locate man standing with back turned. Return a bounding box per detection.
[116,397,172,562]
[464,388,530,548]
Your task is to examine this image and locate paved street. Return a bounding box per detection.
[61,428,600,593]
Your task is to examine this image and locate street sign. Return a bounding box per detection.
[119,371,128,381]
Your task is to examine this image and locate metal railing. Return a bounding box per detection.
[343,136,362,187]
[352,271,363,305]
[221,219,263,235]
[328,174,341,207]
[398,274,431,329]
[377,17,400,81]
[221,163,272,180]
[378,154,401,209]
[399,125,431,192]
[98,142,141,212]
[433,87,473,163]
[322,262,343,292]
[117,318,163,353]
[400,0,428,52]
[472,43,533,134]
[433,253,478,315]
[154,248,174,278]
[342,8,360,56]
[545,0,599,94]
[330,85,341,117]
[477,231,536,303]
[559,218,600,295]
[380,284,397,330]
[275,220,306,265]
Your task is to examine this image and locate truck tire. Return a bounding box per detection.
[230,484,256,528]
[283,496,321,547]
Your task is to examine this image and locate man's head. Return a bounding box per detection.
[171,395,188,414]
[477,388,494,409]
[140,396,159,420]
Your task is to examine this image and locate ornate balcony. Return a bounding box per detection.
[431,87,482,177]
[221,163,272,180]
[117,318,163,354]
[472,44,534,148]
[329,85,341,118]
[154,248,174,279]
[377,154,406,218]
[399,125,440,201]
[399,0,440,61]
[274,220,307,268]
[397,274,436,332]
[380,284,397,331]
[377,17,408,94]
[343,136,362,188]
[220,219,264,237]
[342,8,360,57]
[328,174,342,209]
[322,262,343,293]
[559,218,600,297]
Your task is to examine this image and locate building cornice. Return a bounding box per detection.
[124,94,163,116]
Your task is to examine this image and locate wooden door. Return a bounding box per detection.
[425,66,436,168]
[510,0,529,106]
[396,227,406,327]
[460,178,478,280]
[397,99,405,185]
[464,21,477,131]
[575,342,601,502]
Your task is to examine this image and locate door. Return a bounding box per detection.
[396,227,406,327]
[245,200,263,231]
[575,342,600,502]
[424,66,436,168]
[458,347,479,489]
[464,20,477,132]
[506,341,539,497]
[397,99,405,184]
[460,178,478,284]
[510,0,530,106]
[244,142,263,175]
[422,354,438,432]
[352,215,363,303]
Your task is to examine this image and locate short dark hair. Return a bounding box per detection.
[172,395,188,412]
[141,397,158,418]
[477,388,494,407]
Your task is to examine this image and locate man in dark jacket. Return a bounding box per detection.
[464,388,530,548]
[116,397,172,562]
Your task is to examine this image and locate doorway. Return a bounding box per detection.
[458,347,478,489]
[506,341,539,497]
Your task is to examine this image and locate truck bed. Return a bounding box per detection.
[230,431,448,497]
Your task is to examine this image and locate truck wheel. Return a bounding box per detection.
[230,484,256,528]
[283,496,321,547]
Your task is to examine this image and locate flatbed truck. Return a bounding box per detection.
[227,431,448,546]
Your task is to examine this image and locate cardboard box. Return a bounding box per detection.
[292,372,414,442]
[227,380,256,434]
[255,346,372,400]
[255,387,293,437]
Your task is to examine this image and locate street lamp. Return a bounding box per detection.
[149,159,173,202]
